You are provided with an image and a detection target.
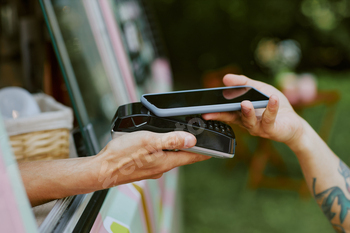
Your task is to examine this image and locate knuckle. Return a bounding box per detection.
[189,154,202,164]
[158,162,172,173]
[249,130,258,137]
[154,166,165,175]
[140,137,149,147]
[243,121,255,130]
[226,114,237,123]
[262,116,274,125]
[137,148,149,157]
[166,134,180,149]
[141,132,156,146]
[188,153,209,164]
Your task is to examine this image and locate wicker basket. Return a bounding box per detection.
[4,94,73,162]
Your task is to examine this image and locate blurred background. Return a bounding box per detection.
[151,0,350,88]
[1,0,350,232]
[149,0,350,232]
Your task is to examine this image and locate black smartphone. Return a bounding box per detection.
[141,85,270,117]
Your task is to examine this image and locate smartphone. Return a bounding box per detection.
[141,85,270,117]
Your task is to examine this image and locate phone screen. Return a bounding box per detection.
[144,87,269,109]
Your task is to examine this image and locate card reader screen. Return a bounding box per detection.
[144,87,269,109]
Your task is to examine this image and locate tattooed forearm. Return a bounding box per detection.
[313,178,348,232]
[313,160,350,233]
[339,161,350,193]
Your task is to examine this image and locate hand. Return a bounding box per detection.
[92,131,210,189]
[203,74,306,146]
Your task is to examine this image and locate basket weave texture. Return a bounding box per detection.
[4,94,73,162]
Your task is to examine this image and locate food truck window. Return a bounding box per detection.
[39,0,173,231]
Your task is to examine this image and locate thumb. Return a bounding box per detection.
[151,131,197,151]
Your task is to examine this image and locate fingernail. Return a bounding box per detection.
[242,108,251,116]
[184,135,196,148]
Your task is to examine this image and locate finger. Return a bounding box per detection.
[240,101,258,131]
[202,112,241,124]
[142,131,197,152]
[149,174,163,179]
[164,151,211,169]
[222,87,248,99]
[223,74,262,89]
[261,95,279,132]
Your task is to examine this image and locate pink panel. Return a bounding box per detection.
[90,213,106,233]
[118,184,139,201]
[163,190,175,207]
[137,181,157,232]
[157,175,165,200]
[0,149,26,233]
[99,0,138,101]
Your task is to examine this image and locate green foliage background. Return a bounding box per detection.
[151,0,350,87]
[149,1,350,232]
[178,71,350,233]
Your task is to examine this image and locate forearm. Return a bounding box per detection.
[19,156,99,206]
[288,118,350,232]
[18,131,204,207]
[288,119,340,190]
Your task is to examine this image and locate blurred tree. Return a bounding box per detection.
[150,0,350,87]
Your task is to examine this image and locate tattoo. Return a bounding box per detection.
[313,160,350,233]
[339,161,350,193]
[333,224,345,233]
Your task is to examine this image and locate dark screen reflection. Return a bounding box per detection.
[144,87,269,109]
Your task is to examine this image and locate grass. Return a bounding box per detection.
[180,71,350,233]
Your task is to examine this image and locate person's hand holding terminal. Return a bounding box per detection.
[20,131,209,206]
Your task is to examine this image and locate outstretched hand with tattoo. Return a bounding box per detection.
[204,74,350,232]
[313,160,350,233]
